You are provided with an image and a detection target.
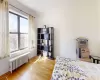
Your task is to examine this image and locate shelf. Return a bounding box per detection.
[37,49,43,51]
[37,38,41,40]
[37,38,52,40]
[38,33,50,34]
[37,27,54,58]
[37,44,41,45]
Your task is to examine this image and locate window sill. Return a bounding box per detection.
[10,47,28,53]
[10,52,30,62]
[10,48,29,59]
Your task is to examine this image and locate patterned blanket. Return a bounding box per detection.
[51,57,100,80]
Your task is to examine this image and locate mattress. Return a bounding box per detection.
[51,57,100,80]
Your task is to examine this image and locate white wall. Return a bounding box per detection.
[0,58,9,75]
[36,0,99,59]
[0,0,37,76]
[73,0,99,56]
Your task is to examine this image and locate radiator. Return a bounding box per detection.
[10,52,29,73]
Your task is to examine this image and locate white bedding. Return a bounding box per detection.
[51,57,100,80]
[73,61,100,80]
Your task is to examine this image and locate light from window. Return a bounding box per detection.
[9,13,18,32]
[20,34,28,49]
[9,34,18,52]
[20,17,28,33]
[9,12,28,52]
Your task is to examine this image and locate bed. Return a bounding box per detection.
[51,57,100,80]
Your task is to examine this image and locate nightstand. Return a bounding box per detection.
[90,55,100,64]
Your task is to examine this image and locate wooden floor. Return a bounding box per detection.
[0,56,55,80]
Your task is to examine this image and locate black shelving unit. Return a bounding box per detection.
[37,27,54,59]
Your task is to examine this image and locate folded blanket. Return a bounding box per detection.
[51,57,100,80]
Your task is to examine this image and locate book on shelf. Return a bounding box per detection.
[42,28,47,33]
[43,40,48,46]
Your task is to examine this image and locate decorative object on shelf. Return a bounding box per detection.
[37,27,54,59]
[44,25,47,28]
[76,37,90,59]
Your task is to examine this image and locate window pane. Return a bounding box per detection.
[20,17,28,33]
[9,13,18,32]
[20,34,28,49]
[10,34,18,52]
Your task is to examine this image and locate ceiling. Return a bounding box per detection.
[17,0,68,12]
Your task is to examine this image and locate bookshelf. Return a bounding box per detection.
[37,27,54,59]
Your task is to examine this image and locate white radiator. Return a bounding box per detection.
[10,52,29,73]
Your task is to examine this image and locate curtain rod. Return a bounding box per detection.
[9,4,35,18]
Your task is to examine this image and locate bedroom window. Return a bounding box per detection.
[9,11,28,52]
